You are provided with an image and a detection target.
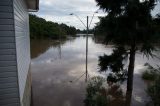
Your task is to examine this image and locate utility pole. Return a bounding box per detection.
[85,16,89,82]
[70,12,98,83]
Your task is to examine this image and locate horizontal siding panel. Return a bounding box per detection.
[0,77,18,83]
[0,31,14,37]
[15,20,27,30]
[0,93,19,100]
[0,49,16,55]
[0,55,16,61]
[0,88,18,95]
[0,72,17,78]
[14,7,25,22]
[0,6,13,12]
[15,25,24,32]
[0,13,13,19]
[14,11,25,24]
[0,25,14,31]
[0,19,13,25]
[14,0,26,18]
[0,0,20,106]
[0,37,15,43]
[1,103,20,106]
[0,98,19,105]
[15,34,26,39]
[0,66,16,72]
[0,0,12,6]
[0,82,18,89]
[0,43,15,49]
[14,14,25,25]
[14,0,30,102]
[15,31,25,35]
[0,61,16,67]
[0,0,12,2]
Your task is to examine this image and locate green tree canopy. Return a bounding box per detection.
[29,14,77,39]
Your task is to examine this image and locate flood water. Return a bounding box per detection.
[31,36,160,106]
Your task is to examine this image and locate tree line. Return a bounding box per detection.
[29,14,77,39]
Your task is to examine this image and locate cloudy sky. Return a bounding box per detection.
[34,0,105,30]
[34,0,160,30]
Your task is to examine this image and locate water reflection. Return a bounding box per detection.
[31,37,160,106]
[30,37,76,59]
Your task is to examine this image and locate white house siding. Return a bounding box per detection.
[13,0,31,102]
[0,0,20,106]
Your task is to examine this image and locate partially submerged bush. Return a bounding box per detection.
[142,63,160,81]
[142,70,157,81]
[84,77,125,106]
[84,77,108,106]
[142,63,160,105]
[147,76,160,106]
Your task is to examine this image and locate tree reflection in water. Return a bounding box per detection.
[84,77,128,106]
[30,37,76,59]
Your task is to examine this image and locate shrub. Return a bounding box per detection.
[84,77,125,106]
[147,76,160,105]
[142,70,157,81]
[142,63,160,81]
[143,63,160,105]
[84,77,108,106]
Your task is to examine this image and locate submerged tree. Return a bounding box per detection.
[95,0,158,96]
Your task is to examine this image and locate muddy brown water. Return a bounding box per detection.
[31,36,160,106]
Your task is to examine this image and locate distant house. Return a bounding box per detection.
[0,0,39,106]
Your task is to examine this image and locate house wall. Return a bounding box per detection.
[13,0,31,101]
[0,0,31,106]
[0,0,20,106]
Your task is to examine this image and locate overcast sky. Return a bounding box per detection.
[34,0,160,30]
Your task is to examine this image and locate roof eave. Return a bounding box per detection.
[27,0,39,12]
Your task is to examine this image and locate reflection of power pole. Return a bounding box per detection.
[85,16,89,82]
[58,43,61,59]
[58,27,62,59]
